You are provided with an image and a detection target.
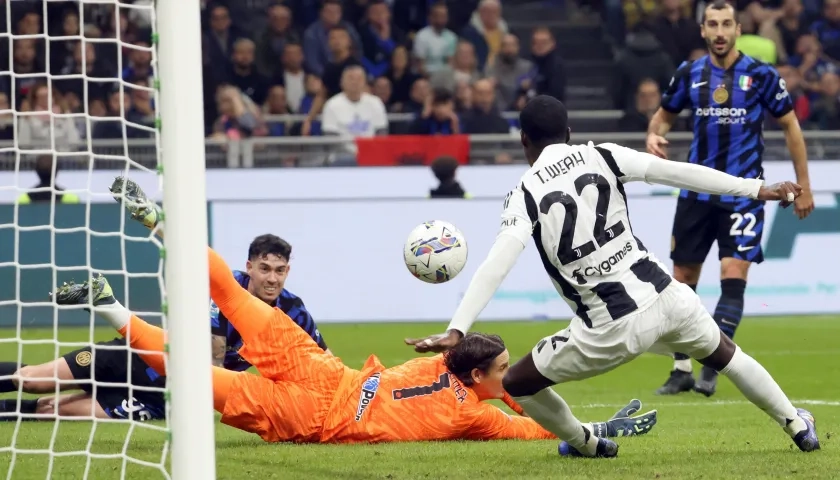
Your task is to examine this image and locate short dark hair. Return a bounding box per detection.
[430,156,459,182]
[432,88,453,104]
[322,0,342,9]
[702,0,736,22]
[520,95,568,148]
[247,234,292,262]
[444,333,506,386]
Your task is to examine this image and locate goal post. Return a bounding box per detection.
[156,0,216,478]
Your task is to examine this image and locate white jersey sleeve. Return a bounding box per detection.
[595,143,763,199]
[446,186,533,335]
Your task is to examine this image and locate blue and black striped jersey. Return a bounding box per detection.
[660,53,793,203]
[209,270,327,371]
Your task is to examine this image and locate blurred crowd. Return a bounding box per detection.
[2,0,839,157]
[610,0,840,131]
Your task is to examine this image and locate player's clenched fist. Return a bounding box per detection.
[757,181,802,207]
[645,133,669,159]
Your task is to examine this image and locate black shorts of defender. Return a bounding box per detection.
[62,338,166,421]
[670,197,765,265]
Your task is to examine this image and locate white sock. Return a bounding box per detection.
[674,358,693,373]
[514,388,597,454]
[94,299,131,331]
[720,346,806,436]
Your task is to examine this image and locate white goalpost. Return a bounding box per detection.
[0,0,215,478]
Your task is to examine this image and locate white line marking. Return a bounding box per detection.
[573,399,840,408]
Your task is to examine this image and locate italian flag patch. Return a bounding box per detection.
[738,75,753,91]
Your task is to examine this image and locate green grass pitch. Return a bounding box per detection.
[0,316,838,479]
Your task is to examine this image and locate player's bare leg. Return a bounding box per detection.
[695,331,820,452]
[503,353,618,458]
[693,258,750,397]
[51,274,236,413]
[656,263,702,395]
[0,358,85,418]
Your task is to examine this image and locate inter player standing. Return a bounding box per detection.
[409,95,819,458]
[646,0,814,396]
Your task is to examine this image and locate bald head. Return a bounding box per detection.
[473,78,496,111]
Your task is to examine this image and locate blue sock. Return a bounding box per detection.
[714,279,746,339]
[673,284,698,363]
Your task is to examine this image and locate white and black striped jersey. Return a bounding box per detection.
[497,142,762,327]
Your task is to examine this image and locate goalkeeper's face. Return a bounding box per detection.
[470,349,510,400]
[245,254,289,303]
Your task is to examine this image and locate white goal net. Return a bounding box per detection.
[0,1,213,479]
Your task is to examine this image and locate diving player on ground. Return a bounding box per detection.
[646,0,814,396]
[407,94,819,457]
[0,232,329,421]
[49,179,658,443]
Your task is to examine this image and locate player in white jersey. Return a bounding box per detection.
[407,95,821,458]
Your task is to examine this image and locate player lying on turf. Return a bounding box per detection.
[0,232,329,421]
[53,268,657,443]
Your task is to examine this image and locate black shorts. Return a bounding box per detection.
[670,197,765,265]
[62,338,166,421]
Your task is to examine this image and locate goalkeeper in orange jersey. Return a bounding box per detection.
[45,178,659,444]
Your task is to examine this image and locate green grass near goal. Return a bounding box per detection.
[0,317,838,479]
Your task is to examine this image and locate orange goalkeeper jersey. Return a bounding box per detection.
[319,354,555,443]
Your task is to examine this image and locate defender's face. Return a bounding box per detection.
[470,349,510,399]
[246,254,289,303]
[701,7,740,57]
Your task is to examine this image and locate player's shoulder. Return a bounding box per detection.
[738,53,779,76]
[673,57,704,79]
[279,288,306,307]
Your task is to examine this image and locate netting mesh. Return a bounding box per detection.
[0,1,172,478]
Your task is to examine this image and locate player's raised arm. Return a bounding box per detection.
[646,62,692,158]
[758,66,815,219]
[405,187,533,353]
[596,143,802,204]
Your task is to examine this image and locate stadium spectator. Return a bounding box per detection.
[486,34,533,111]
[461,79,509,134]
[275,43,307,113]
[264,86,294,136]
[811,71,840,128]
[299,74,325,135]
[527,27,567,102]
[226,38,272,105]
[460,0,507,71]
[321,66,389,140]
[211,85,267,140]
[393,0,433,34]
[359,0,406,79]
[398,77,431,116]
[786,34,837,94]
[51,10,80,74]
[649,0,705,67]
[413,2,458,75]
[810,0,840,62]
[738,0,785,35]
[16,155,79,205]
[618,78,661,132]
[322,26,362,98]
[302,0,362,77]
[255,4,300,78]
[760,0,810,64]
[127,78,156,131]
[56,41,113,105]
[455,81,473,113]
[613,30,673,110]
[12,39,45,108]
[429,156,469,199]
[203,4,244,70]
[430,40,483,93]
[385,45,420,110]
[18,84,81,152]
[371,76,394,110]
[0,93,13,141]
[409,88,460,135]
[122,41,153,83]
[92,89,135,140]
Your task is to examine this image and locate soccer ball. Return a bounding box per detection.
[403,220,468,284]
